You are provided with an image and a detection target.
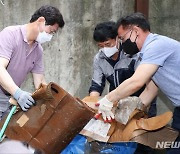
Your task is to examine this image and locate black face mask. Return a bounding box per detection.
[121,32,139,56]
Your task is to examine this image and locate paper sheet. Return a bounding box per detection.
[83,118,111,138]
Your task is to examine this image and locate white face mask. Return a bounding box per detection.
[36,22,53,44]
[102,45,118,57]
[36,31,53,44]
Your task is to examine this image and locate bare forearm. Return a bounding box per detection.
[0,67,18,95]
[106,64,159,103]
[139,80,158,106]
[89,91,100,97]
[33,73,46,89]
[107,78,143,102]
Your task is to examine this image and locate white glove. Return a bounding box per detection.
[97,95,114,121]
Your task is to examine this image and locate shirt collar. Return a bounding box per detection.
[140,33,158,54]
[20,24,38,45]
[20,24,28,43]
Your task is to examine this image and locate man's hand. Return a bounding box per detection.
[13,88,35,111]
[95,95,114,122]
[115,96,146,124]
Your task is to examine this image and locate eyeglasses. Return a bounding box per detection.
[118,29,132,42]
[116,29,132,50]
[50,31,56,35]
[46,25,57,35]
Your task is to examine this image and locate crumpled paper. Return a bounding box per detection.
[115,96,144,124]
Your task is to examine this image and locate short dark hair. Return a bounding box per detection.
[116,12,150,31]
[93,21,117,42]
[30,5,65,28]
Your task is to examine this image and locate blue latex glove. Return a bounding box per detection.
[13,88,35,111]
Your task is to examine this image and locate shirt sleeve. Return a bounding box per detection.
[89,56,106,95]
[140,38,174,67]
[31,46,44,74]
[0,28,15,60]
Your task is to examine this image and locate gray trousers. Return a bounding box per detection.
[0,93,11,120]
[0,94,38,153]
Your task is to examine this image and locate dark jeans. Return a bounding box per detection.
[167,107,180,154]
[147,98,157,118]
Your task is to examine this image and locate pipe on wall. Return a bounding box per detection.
[135,0,149,18]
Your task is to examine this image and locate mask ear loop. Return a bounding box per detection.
[116,36,120,50]
[130,30,138,43]
[38,21,46,34]
[116,36,122,51]
[134,32,138,43]
[129,30,133,38]
[119,39,123,52]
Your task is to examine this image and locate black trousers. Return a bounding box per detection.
[134,98,157,154]
[167,107,180,154]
